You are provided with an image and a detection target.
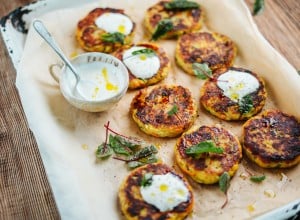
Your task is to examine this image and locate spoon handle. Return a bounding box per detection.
[33,20,79,78]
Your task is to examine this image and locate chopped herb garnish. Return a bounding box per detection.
[95,121,158,169]
[101,32,125,44]
[219,172,230,193]
[151,19,174,41]
[132,48,155,56]
[141,173,153,187]
[192,63,213,79]
[250,175,266,183]
[95,143,113,159]
[167,104,179,116]
[238,94,253,114]
[253,0,265,16]
[185,140,223,157]
[164,0,199,10]
[219,172,230,209]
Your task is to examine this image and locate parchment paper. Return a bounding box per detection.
[16,0,300,219]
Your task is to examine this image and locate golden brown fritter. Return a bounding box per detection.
[112,42,170,89]
[144,0,204,40]
[130,85,197,137]
[118,163,194,220]
[175,125,242,184]
[175,32,237,75]
[76,8,135,53]
[200,67,267,121]
[242,109,300,168]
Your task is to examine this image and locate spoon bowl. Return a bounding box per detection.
[33,20,98,99]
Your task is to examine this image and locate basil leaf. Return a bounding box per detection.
[185,141,223,156]
[95,143,113,159]
[164,0,199,10]
[219,172,230,194]
[141,173,153,187]
[250,175,266,183]
[167,104,178,116]
[192,63,213,79]
[101,32,125,44]
[132,48,155,56]
[238,94,253,114]
[253,0,265,16]
[151,19,174,41]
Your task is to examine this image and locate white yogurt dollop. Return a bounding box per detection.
[217,70,259,102]
[140,173,190,212]
[62,63,121,101]
[95,12,133,35]
[123,46,160,79]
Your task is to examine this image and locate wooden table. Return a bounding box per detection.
[0,0,299,219]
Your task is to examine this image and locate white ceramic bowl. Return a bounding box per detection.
[49,52,129,112]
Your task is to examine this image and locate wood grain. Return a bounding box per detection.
[0,1,60,219]
[0,0,299,219]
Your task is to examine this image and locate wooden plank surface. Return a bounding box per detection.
[0,0,299,219]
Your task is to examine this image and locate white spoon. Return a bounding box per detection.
[33,20,97,100]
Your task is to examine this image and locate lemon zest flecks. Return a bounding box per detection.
[159,184,168,192]
[81,144,89,150]
[118,24,126,34]
[247,203,255,212]
[101,67,119,91]
[92,87,100,99]
[70,51,79,59]
[139,54,147,61]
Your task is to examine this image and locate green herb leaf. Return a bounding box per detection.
[250,175,266,183]
[95,143,113,159]
[127,154,158,169]
[129,145,158,161]
[185,140,224,157]
[297,70,300,75]
[253,0,265,16]
[238,94,253,114]
[167,104,179,116]
[219,172,230,194]
[109,135,132,156]
[164,0,199,10]
[151,19,174,41]
[132,48,155,56]
[141,173,153,187]
[192,63,213,79]
[101,32,125,44]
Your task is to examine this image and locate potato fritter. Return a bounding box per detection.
[118,163,194,220]
[243,109,300,168]
[76,8,136,53]
[144,0,204,40]
[175,32,237,75]
[175,125,242,184]
[130,85,197,137]
[200,67,267,121]
[112,42,170,89]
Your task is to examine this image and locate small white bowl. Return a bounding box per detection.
[49,52,129,112]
